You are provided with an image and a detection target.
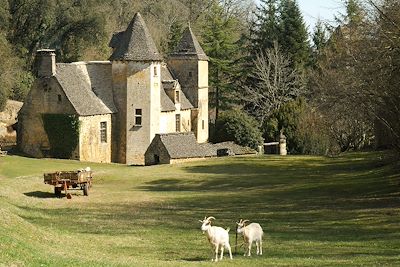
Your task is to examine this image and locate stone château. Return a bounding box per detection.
[17,13,209,165]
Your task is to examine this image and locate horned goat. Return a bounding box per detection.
[199,216,233,261]
[236,219,264,256]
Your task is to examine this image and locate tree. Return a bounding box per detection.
[278,0,310,69]
[7,0,108,65]
[248,0,280,56]
[201,1,239,122]
[310,0,375,152]
[311,19,328,67]
[242,42,304,127]
[0,31,24,110]
[362,0,400,150]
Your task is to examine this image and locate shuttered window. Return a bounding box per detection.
[135,109,142,126]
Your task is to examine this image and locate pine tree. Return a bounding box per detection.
[201,2,238,122]
[311,19,328,67]
[278,0,310,70]
[249,0,280,55]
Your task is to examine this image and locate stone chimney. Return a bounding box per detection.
[36,49,56,77]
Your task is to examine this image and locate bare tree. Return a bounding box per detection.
[242,42,305,125]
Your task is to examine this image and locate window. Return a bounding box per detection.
[202,120,205,130]
[188,71,192,77]
[175,91,180,103]
[100,122,107,143]
[154,66,158,76]
[57,94,62,103]
[175,114,181,132]
[135,109,142,126]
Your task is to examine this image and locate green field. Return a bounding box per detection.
[0,153,399,266]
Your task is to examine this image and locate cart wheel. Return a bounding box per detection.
[83,183,89,196]
[54,187,62,197]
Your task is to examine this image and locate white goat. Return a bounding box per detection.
[199,216,233,261]
[236,219,264,256]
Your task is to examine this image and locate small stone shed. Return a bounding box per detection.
[145,132,256,165]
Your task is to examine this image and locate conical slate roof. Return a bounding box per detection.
[109,13,162,61]
[169,26,208,60]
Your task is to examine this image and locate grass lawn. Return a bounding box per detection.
[0,152,399,266]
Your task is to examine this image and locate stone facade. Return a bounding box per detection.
[79,114,112,163]
[18,13,209,165]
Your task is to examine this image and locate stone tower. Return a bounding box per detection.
[168,26,209,143]
[109,13,163,165]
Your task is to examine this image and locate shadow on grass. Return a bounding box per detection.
[24,191,57,199]
[181,257,208,262]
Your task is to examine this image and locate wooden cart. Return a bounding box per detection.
[44,169,93,198]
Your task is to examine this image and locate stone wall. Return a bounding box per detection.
[144,135,171,165]
[112,61,161,165]
[79,114,112,163]
[159,109,191,134]
[18,79,76,157]
[167,58,209,143]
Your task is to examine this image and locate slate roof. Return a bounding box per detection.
[180,90,194,110]
[160,65,193,112]
[158,132,215,159]
[169,26,208,60]
[160,84,176,112]
[155,133,256,160]
[109,13,162,61]
[55,63,114,116]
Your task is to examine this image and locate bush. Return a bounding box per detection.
[42,114,80,159]
[212,109,263,149]
[263,98,334,155]
[262,99,305,154]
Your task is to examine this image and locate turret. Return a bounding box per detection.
[109,13,162,165]
[167,26,209,143]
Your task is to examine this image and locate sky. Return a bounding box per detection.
[297,0,344,31]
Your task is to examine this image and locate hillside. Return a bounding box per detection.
[0,153,399,266]
[0,100,22,146]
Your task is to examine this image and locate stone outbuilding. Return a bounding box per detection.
[145,132,256,165]
[145,132,215,165]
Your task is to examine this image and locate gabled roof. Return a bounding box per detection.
[109,13,162,61]
[160,84,176,112]
[169,26,208,60]
[160,65,194,112]
[158,132,215,159]
[55,64,114,116]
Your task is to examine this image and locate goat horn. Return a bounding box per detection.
[242,219,249,224]
[206,216,216,221]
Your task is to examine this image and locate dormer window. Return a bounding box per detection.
[175,91,180,103]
